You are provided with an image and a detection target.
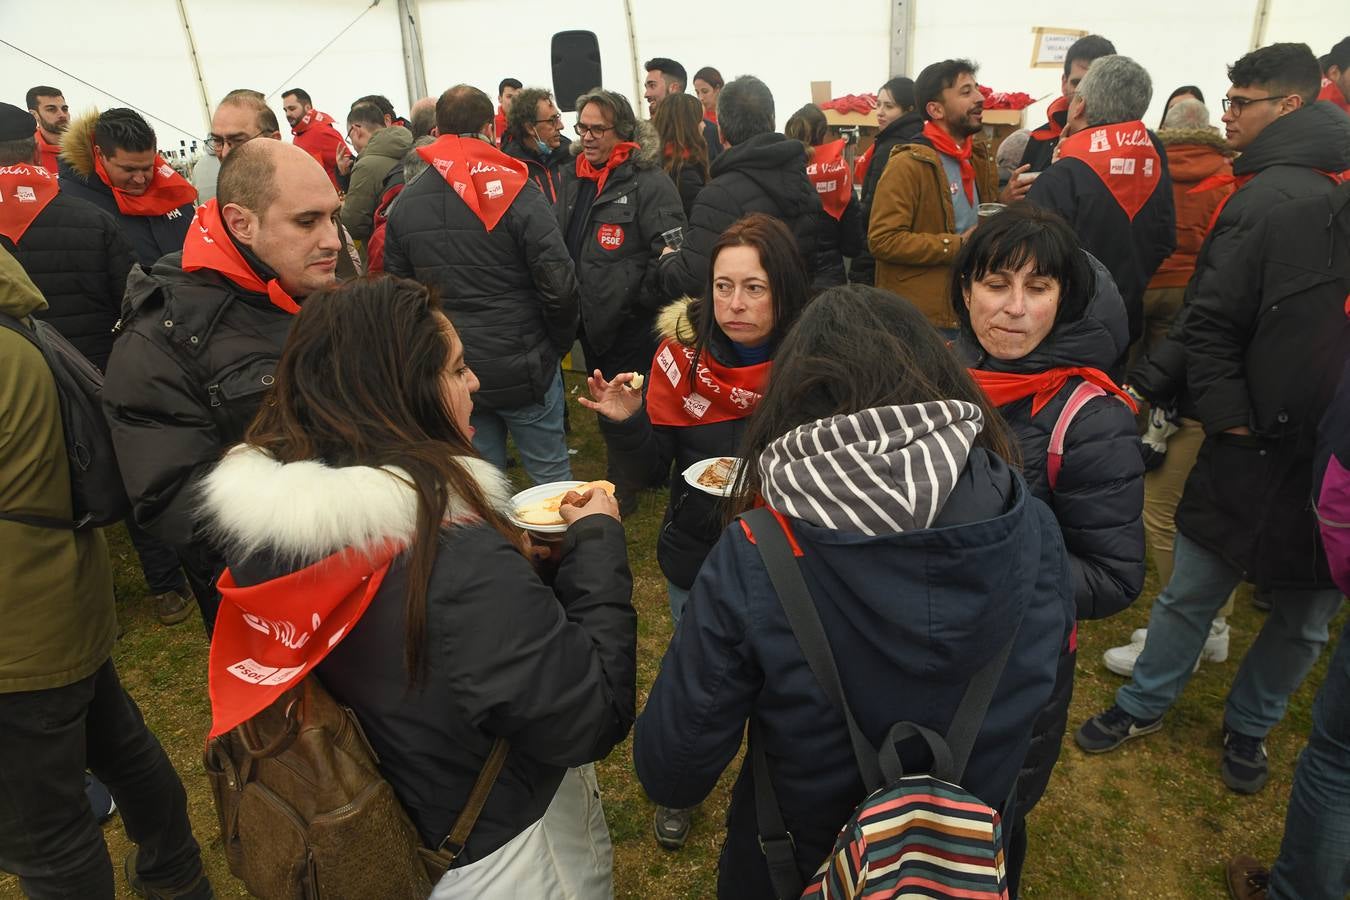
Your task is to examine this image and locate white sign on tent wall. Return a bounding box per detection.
[1031,27,1089,68]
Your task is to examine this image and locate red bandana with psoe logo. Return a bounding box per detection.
[207,542,399,737]
[292,108,334,135]
[182,200,301,314]
[807,139,852,221]
[1056,120,1161,221]
[417,135,529,231]
[646,337,771,427]
[0,163,60,243]
[575,142,638,197]
[93,152,196,217]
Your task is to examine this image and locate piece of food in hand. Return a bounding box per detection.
[624,372,645,391]
[696,458,737,490]
[515,480,617,526]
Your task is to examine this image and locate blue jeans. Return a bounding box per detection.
[667,580,690,626]
[471,371,572,486]
[1269,615,1350,899]
[1117,531,1343,736]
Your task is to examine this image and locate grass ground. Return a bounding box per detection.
[2,371,1341,899]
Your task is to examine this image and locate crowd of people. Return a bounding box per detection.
[1,29,1348,900]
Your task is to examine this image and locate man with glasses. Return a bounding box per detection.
[1078,42,1350,797]
[501,87,572,203]
[282,87,349,190]
[195,89,282,204]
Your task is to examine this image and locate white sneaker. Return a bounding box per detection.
[1103,619,1230,677]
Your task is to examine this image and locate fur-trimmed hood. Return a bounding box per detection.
[570,119,663,170]
[199,444,512,567]
[1157,126,1229,154]
[656,296,699,346]
[1159,128,1233,184]
[58,109,99,179]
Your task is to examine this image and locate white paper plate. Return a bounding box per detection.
[682,457,742,497]
[508,480,585,533]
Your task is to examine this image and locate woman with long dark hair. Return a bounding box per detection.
[785,103,862,289]
[198,277,637,895]
[693,66,724,123]
[849,76,921,285]
[653,92,711,217]
[633,284,1073,898]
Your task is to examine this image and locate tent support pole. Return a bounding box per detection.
[1248,0,1271,50]
[176,0,212,135]
[889,0,914,77]
[623,0,643,114]
[396,0,429,109]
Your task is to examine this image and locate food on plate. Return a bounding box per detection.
[514,480,616,526]
[696,458,737,491]
[624,372,645,391]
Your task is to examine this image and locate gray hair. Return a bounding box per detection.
[403,136,435,185]
[717,75,774,146]
[1160,97,1210,130]
[573,88,637,140]
[1076,55,1153,126]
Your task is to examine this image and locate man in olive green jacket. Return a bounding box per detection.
[0,248,212,897]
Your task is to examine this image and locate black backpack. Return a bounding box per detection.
[0,312,130,529]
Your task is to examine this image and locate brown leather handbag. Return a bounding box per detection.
[204,677,508,899]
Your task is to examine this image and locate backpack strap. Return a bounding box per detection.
[1046,381,1107,491]
[430,737,510,864]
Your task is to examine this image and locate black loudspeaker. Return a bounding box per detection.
[551,31,602,112]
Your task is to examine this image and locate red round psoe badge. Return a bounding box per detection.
[597,223,625,251]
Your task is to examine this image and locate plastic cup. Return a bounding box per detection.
[661,227,684,250]
[977,202,1007,218]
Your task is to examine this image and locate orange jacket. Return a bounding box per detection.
[1148,129,1233,289]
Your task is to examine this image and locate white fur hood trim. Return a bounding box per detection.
[199,444,513,564]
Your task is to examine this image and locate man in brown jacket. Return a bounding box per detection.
[869,59,1027,330]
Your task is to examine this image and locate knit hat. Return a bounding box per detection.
[0,102,36,142]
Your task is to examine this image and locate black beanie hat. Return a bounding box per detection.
[0,102,37,141]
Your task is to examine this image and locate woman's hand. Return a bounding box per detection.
[559,488,621,524]
[577,369,644,422]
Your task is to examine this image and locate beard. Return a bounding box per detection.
[953,109,984,137]
[40,115,68,135]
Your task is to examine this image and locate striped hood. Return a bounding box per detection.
[759,401,983,535]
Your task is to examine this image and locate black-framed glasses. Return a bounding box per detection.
[535,113,564,126]
[574,123,614,137]
[205,131,268,151]
[1220,95,1287,114]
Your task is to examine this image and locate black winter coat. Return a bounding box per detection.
[1026,131,1176,348]
[102,253,295,558]
[57,160,193,269]
[384,167,579,411]
[634,450,1073,898]
[600,300,755,589]
[659,133,822,299]
[671,163,707,218]
[813,195,864,291]
[2,193,135,370]
[556,136,687,356]
[501,135,573,205]
[1175,182,1350,589]
[849,110,924,285]
[1129,103,1350,413]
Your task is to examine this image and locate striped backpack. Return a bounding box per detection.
[741,507,1014,900]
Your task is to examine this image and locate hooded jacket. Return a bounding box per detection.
[342,125,414,242]
[1148,128,1234,289]
[869,135,999,328]
[633,433,1072,899]
[0,248,116,693]
[199,446,637,862]
[1026,127,1176,347]
[383,146,579,411]
[1129,103,1350,410]
[57,111,194,268]
[2,189,135,371]
[658,132,823,300]
[501,134,574,205]
[599,298,758,589]
[1019,97,1069,173]
[1176,182,1350,589]
[556,122,688,356]
[849,109,924,286]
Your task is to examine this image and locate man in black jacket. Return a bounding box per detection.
[1020,34,1117,173]
[102,140,343,632]
[659,75,822,299]
[58,108,196,268]
[1027,54,1176,351]
[1078,54,1350,796]
[384,85,579,485]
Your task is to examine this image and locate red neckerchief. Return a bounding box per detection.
[922,121,976,205]
[291,108,333,136]
[969,366,1138,417]
[34,129,61,172]
[182,200,301,313]
[494,107,508,146]
[646,337,771,427]
[207,541,399,737]
[575,142,638,197]
[1056,120,1161,221]
[417,135,529,232]
[0,163,60,243]
[1319,79,1350,115]
[705,109,718,124]
[854,142,875,186]
[93,152,196,217]
[806,138,852,221]
[1032,95,1070,142]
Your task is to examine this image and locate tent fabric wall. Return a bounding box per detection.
[1,0,1344,150]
